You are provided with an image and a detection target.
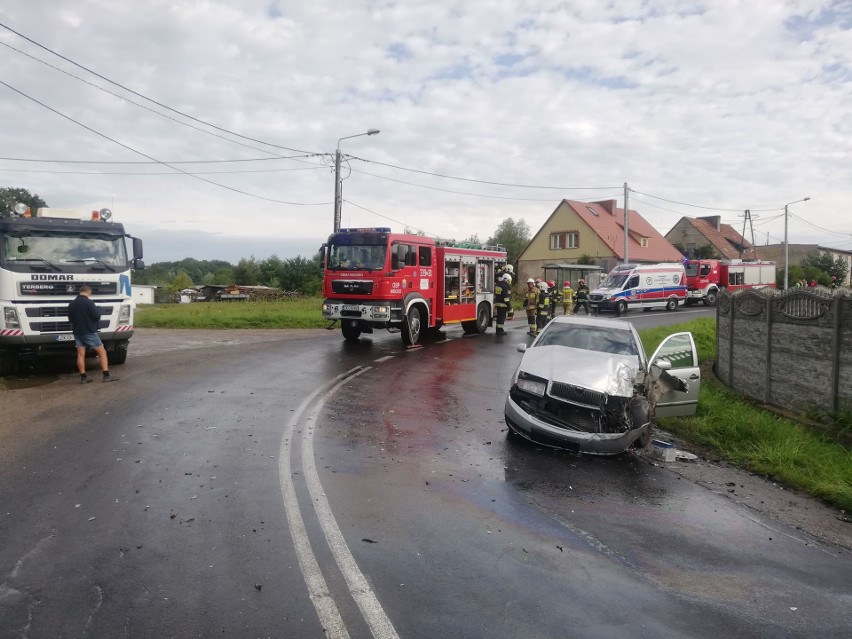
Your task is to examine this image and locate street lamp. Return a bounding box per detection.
[334,129,380,232]
[783,197,811,289]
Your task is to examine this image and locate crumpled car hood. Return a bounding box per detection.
[519,345,640,397]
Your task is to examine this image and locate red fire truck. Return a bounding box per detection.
[685,259,777,305]
[321,227,507,345]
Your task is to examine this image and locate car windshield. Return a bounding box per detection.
[536,323,639,356]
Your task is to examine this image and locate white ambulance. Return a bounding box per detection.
[589,263,687,314]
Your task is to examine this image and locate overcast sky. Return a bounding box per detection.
[1,1,849,264]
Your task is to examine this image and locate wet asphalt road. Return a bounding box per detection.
[0,309,850,638]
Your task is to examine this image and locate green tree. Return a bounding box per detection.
[233,257,261,285]
[577,253,596,265]
[0,187,48,217]
[166,272,194,297]
[486,218,531,267]
[673,243,717,259]
[801,251,849,285]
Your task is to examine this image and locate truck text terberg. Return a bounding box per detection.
[684,259,777,306]
[0,204,144,375]
[322,228,507,345]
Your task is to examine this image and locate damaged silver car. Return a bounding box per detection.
[504,316,700,454]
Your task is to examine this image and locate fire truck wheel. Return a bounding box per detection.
[342,322,362,342]
[703,290,717,306]
[401,306,422,346]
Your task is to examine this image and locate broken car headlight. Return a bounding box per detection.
[516,373,547,397]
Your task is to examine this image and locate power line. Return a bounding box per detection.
[349,165,589,202]
[0,79,330,207]
[0,22,320,156]
[349,155,620,191]
[0,154,312,164]
[629,188,780,212]
[789,211,852,238]
[0,165,327,176]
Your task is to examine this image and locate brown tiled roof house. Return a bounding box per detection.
[665,215,758,260]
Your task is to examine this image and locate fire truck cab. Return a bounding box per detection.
[321,228,506,345]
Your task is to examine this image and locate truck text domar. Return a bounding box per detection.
[0,204,144,375]
[321,227,506,345]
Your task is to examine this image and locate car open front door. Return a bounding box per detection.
[650,332,700,417]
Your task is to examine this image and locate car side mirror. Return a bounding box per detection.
[652,358,672,371]
[516,343,527,353]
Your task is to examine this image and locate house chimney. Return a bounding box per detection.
[698,215,721,231]
[595,200,617,215]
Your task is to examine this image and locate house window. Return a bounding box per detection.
[551,231,579,250]
[640,237,649,248]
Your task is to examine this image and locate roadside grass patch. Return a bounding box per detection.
[135,298,328,329]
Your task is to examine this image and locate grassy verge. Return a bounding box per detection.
[638,319,852,512]
[135,298,328,329]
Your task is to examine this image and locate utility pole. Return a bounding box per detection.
[623,182,629,266]
[333,129,380,233]
[783,197,811,289]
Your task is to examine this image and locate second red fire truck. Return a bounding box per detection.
[321,227,507,345]
[684,259,777,305]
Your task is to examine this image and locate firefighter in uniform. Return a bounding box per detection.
[548,280,560,317]
[573,278,590,315]
[494,273,512,334]
[562,280,574,315]
[525,278,539,336]
[536,281,551,332]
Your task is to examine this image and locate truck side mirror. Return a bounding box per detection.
[133,258,146,271]
[132,236,144,261]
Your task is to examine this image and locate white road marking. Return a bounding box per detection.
[303,370,401,639]
[279,373,354,639]
[374,355,395,363]
[279,366,400,639]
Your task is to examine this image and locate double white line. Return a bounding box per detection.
[279,366,400,639]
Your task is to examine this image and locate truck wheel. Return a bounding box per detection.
[615,300,628,315]
[665,298,678,311]
[401,306,422,346]
[0,352,18,377]
[703,290,717,306]
[109,340,129,365]
[342,321,361,342]
[462,303,490,334]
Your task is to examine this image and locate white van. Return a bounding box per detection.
[589,263,687,314]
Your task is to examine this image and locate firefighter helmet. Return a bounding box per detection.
[564,280,570,287]
[548,280,555,288]
[539,282,548,292]
[527,278,535,284]
[505,264,514,273]
[578,278,585,284]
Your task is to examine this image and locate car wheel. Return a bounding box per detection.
[665,298,678,311]
[401,306,422,346]
[703,290,717,306]
[633,425,652,449]
[615,300,628,315]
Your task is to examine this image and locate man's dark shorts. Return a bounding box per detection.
[74,333,103,349]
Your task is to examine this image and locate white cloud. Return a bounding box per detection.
[1,0,850,264]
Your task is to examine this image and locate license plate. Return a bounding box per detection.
[342,304,359,311]
[55,334,75,342]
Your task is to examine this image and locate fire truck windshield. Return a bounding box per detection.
[327,243,387,271]
[0,231,128,269]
